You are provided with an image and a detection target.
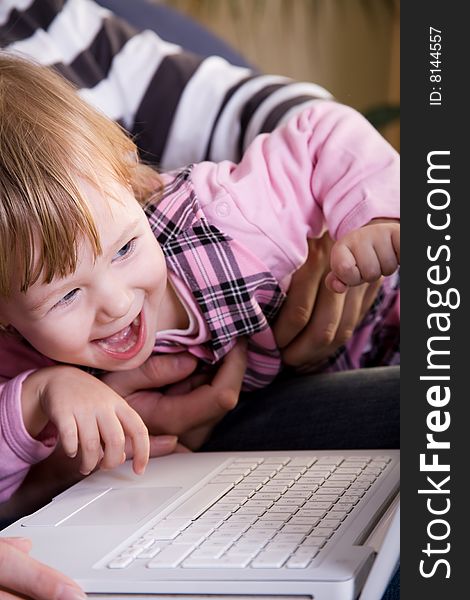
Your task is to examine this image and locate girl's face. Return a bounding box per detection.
[0,180,173,371]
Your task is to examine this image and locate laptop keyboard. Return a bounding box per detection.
[106,455,391,570]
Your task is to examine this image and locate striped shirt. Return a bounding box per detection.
[0,0,332,170]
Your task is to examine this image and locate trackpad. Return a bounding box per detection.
[23,487,182,527]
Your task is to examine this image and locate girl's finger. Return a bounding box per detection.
[75,416,102,476]
[118,408,150,475]
[54,415,78,459]
[96,414,126,471]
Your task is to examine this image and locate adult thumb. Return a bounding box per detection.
[102,353,198,397]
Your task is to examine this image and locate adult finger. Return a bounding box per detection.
[392,226,400,261]
[164,372,211,396]
[210,339,247,404]
[0,541,86,600]
[0,538,32,554]
[295,286,362,372]
[161,340,247,430]
[123,434,179,461]
[0,589,26,599]
[361,278,382,317]
[274,239,325,348]
[102,353,198,397]
[281,284,345,368]
[324,284,367,354]
[130,341,247,435]
[148,435,179,457]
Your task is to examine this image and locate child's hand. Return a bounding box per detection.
[24,366,149,476]
[325,219,400,293]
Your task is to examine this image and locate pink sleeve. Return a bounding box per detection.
[192,100,399,287]
[0,335,57,502]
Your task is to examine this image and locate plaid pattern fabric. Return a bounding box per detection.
[145,167,286,390]
[144,168,400,390]
[317,270,400,373]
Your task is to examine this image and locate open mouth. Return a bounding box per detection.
[95,313,146,360]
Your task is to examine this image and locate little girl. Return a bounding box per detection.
[0,53,399,497]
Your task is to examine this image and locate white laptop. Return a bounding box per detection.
[1,449,399,599]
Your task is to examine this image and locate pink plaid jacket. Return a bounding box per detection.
[149,167,286,390]
[149,167,400,390]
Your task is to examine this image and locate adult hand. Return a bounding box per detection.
[273,233,381,372]
[0,537,86,600]
[102,340,247,450]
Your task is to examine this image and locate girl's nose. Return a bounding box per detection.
[97,281,133,321]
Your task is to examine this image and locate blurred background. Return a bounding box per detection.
[151,0,400,151]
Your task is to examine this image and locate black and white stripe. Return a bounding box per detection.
[1,0,332,168]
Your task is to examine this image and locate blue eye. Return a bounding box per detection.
[114,238,136,261]
[55,288,79,308]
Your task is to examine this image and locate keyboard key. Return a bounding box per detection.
[288,457,317,468]
[167,483,234,520]
[132,537,156,550]
[251,550,291,568]
[219,467,251,477]
[138,544,162,559]
[209,475,243,485]
[108,556,134,569]
[173,532,207,545]
[302,535,328,547]
[296,508,327,518]
[147,545,196,568]
[304,501,333,510]
[309,527,335,537]
[317,487,345,495]
[119,547,144,558]
[286,547,319,568]
[272,532,305,544]
[150,518,191,540]
[281,524,312,534]
[183,555,252,568]
[319,518,342,529]
[263,457,291,465]
[232,458,264,465]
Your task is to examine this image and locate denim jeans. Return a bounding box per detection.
[203,366,400,451]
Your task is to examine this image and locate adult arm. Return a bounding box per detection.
[0,0,331,169]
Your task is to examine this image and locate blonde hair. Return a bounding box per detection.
[0,52,162,297]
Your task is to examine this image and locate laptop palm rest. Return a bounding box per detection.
[22,486,182,527]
